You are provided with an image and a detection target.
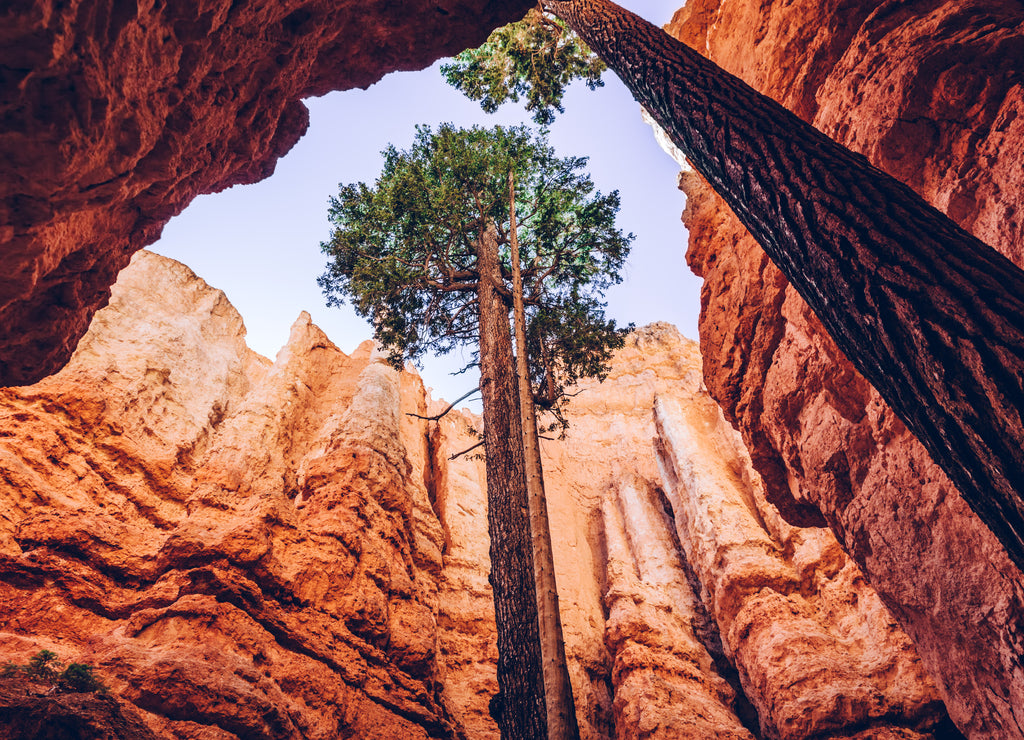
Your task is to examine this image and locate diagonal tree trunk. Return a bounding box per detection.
[508,172,580,740]
[543,0,1024,572]
[475,221,548,740]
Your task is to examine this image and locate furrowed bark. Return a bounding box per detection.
[509,172,580,740]
[475,222,548,740]
[544,0,1024,571]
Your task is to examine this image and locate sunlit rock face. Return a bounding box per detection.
[0,253,954,738]
[570,328,948,740]
[666,1,1024,736]
[0,252,460,738]
[0,0,533,387]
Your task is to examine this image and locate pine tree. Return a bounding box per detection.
[319,123,631,738]
[441,7,605,125]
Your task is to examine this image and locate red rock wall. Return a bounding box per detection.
[0,252,954,738]
[0,0,533,386]
[667,1,1024,736]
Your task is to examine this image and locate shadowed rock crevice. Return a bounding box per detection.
[652,480,762,738]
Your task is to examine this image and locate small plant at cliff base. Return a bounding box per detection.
[441,6,605,125]
[319,123,631,740]
[1,650,108,694]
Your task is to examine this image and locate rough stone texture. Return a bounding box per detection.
[601,474,753,740]
[0,251,460,738]
[0,253,955,738]
[667,1,1024,737]
[0,675,159,739]
[655,394,949,740]
[430,407,499,740]
[0,0,533,386]
[538,325,952,740]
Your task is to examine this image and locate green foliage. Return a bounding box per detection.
[319,123,633,413]
[1,650,108,694]
[27,649,60,681]
[441,8,606,124]
[528,295,630,431]
[56,663,108,694]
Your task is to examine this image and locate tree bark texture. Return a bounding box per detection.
[545,0,1024,572]
[475,223,548,740]
[508,173,580,740]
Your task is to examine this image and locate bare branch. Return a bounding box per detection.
[443,297,479,336]
[449,439,485,460]
[407,386,481,422]
[424,279,480,292]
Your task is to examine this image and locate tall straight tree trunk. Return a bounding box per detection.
[475,222,548,740]
[544,0,1024,572]
[508,172,580,740]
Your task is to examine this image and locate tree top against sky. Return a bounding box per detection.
[318,122,632,410]
[441,7,606,125]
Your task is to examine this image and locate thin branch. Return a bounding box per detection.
[407,386,481,422]
[452,361,479,376]
[424,279,480,292]
[449,440,485,460]
[443,298,479,336]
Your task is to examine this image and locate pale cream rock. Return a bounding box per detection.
[654,394,947,739]
[602,474,753,739]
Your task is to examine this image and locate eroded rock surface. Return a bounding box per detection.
[655,394,949,739]
[601,474,753,740]
[0,251,459,738]
[667,1,1024,736]
[0,676,158,740]
[499,324,950,740]
[0,0,533,386]
[0,253,958,738]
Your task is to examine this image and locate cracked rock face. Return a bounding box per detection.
[0,0,532,386]
[667,1,1024,737]
[0,252,460,738]
[0,253,954,738]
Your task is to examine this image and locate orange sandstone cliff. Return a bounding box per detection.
[666,1,1024,737]
[0,252,958,739]
[0,2,1021,737]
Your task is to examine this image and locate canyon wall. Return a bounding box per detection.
[3,2,1020,736]
[0,252,958,738]
[0,0,533,386]
[666,1,1024,737]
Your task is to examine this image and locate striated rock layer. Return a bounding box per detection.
[0,0,533,386]
[0,252,957,738]
[0,252,459,738]
[666,1,1024,737]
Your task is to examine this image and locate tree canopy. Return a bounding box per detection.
[320,121,633,739]
[319,123,633,416]
[441,8,606,125]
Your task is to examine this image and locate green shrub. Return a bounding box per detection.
[56,663,108,694]
[25,649,60,681]
[1,650,108,694]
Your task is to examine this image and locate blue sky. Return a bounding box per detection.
[152,2,698,407]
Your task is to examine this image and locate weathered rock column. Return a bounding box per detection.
[601,474,753,739]
[654,393,953,739]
